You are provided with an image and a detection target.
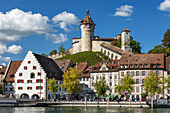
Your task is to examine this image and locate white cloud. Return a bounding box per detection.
[2,63,6,66]
[158,0,170,11]
[52,11,79,32]
[113,5,134,17]
[0,55,11,62]
[46,33,68,44]
[6,45,23,54]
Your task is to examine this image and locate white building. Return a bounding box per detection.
[14,50,65,99]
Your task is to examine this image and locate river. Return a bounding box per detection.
[0,107,170,113]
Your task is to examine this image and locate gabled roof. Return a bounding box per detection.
[100,42,132,55]
[86,60,120,72]
[120,53,165,69]
[54,59,73,72]
[33,53,63,80]
[122,28,131,32]
[76,62,90,72]
[80,10,95,25]
[4,61,22,82]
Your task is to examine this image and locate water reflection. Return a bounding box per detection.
[0,107,170,113]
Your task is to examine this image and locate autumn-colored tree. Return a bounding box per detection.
[61,67,82,96]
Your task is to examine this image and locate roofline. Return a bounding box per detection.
[3,60,12,82]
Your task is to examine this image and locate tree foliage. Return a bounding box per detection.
[111,38,121,48]
[49,49,57,56]
[148,45,166,54]
[94,77,109,97]
[162,29,170,48]
[47,78,59,94]
[115,74,135,95]
[165,76,170,89]
[61,67,82,94]
[59,45,66,55]
[130,40,141,54]
[144,71,161,96]
[41,53,48,57]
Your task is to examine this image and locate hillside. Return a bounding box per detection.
[58,51,110,66]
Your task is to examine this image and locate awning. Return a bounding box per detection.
[104,95,118,98]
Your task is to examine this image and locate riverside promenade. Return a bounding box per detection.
[0,99,149,108]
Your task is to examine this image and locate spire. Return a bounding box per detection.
[80,9,95,25]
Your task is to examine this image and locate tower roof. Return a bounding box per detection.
[122,28,131,32]
[80,10,95,25]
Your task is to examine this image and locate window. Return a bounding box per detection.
[103,76,105,79]
[83,78,85,81]
[33,66,36,70]
[129,64,133,68]
[142,71,145,76]
[131,71,135,76]
[36,79,43,83]
[125,65,128,68]
[18,87,23,90]
[156,71,159,75]
[106,62,108,64]
[87,78,89,81]
[92,83,94,86]
[168,90,170,94]
[10,88,13,91]
[139,64,142,68]
[156,64,160,68]
[117,61,119,64]
[27,87,32,90]
[121,72,124,77]
[27,80,32,83]
[112,61,115,64]
[19,73,22,76]
[110,82,112,86]
[17,79,24,83]
[114,75,117,79]
[136,79,139,84]
[5,88,7,91]
[92,76,94,80]
[110,76,112,79]
[127,71,130,76]
[142,79,145,84]
[10,75,14,78]
[28,61,31,64]
[24,66,27,70]
[132,87,135,92]
[134,64,137,68]
[96,76,98,80]
[142,86,145,92]
[143,64,147,68]
[30,73,35,78]
[38,72,41,76]
[136,87,139,92]
[136,71,139,76]
[36,86,43,90]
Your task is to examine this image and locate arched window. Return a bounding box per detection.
[30,72,35,78]
[108,52,110,56]
[101,48,103,52]
[104,50,106,54]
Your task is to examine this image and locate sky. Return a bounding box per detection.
[0,0,170,66]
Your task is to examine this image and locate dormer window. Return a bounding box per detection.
[60,67,63,69]
[134,64,137,68]
[139,64,142,68]
[144,64,147,68]
[105,62,108,64]
[100,62,102,65]
[112,61,115,64]
[125,65,128,68]
[156,64,160,68]
[129,64,133,68]
[117,61,119,64]
[121,65,123,68]
[28,61,31,64]
[10,75,14,78]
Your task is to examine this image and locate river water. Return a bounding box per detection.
[0,107,170,113]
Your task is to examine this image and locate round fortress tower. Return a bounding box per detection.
[80,10,95,52]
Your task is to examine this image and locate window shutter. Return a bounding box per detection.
[36,86,38,90]
[36,79,38,83]
[21,87,23,90]
[41,79,43,83]
[18,87,19,90]
[22,80,24,83]
[31,80,32,83]
[27,87,28,90]
[41,86,43,89]
[31,87,32,90]
[17,80,19,83]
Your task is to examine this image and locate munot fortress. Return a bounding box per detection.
[49,10,133,60]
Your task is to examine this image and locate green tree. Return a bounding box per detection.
[130,40,141,54]
[59,45,65,55]
[49,49,57,56]
[165,76,170,92]
[144,71,161,96]
[111,38,121,48]
[61,67,82,96]
[162,29,170,48]
[93,77,109,97]
[148,45,166,54]
[115,74,135,95]
[47,78,59,98]
[41,53,48,57]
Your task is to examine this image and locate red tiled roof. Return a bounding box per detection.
[122,28,130,32]
[75,62,90,78]
[5,61,22,82]
[80,13,95,25]
[120,54,165,69]
[87,60,120,72]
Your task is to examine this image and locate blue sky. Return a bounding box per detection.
[0,0,169,65]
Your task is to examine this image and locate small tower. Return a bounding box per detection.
[121,28,132,52]
[80,9,95,52]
